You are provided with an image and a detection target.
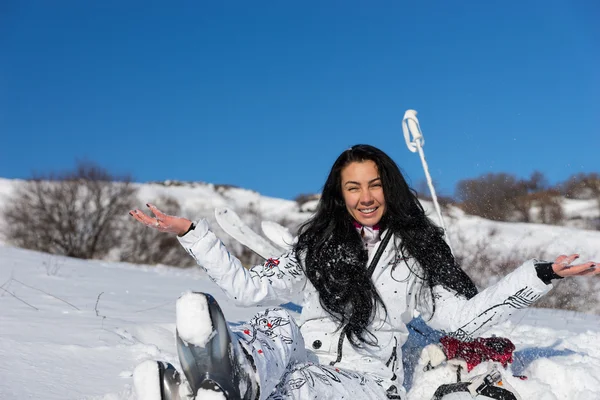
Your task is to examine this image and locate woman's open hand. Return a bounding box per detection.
[552,254,598,277]
[129,204,193,236]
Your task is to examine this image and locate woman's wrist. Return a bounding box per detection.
[178,221,195,237]
[534,261,563,284]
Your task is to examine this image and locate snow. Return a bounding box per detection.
[448,213,600,260]
[196,387,226,399]
[132,361,161,400]
[1,240,600,399]
[175,292,214,347]
[0,244,266,399]
[406,309,600,399]
[562,198,600,220]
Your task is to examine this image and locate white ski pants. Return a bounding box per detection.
[232,307,402,400]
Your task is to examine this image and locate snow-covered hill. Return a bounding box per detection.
[1,177,599,312]
[1,177,597,238]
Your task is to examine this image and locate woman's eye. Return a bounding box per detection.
[371,183,382,188]
[348,187,359,192]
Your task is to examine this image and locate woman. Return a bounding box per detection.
[130,144,597,400]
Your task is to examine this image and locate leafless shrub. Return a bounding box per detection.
[147,180,212,188]
[534,277,592,312]
[294,193,320,207]
[561,173,600,228]
[452,228,545,287]
[456,173,525,221]
[561,173,600,200]
[214,183,240,192]
[120,196,196,267]
[1,161,137,259]
[529,190,564,225]
[455,171,558,223]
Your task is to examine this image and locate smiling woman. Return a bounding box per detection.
[341,160,386,226]
[129,144,599,400]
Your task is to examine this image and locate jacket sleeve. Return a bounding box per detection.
[417,259,553,340]
[177,219,307,307]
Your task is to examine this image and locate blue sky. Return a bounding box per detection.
[1,1,598,200]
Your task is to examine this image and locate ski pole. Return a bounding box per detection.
[402,110,454,255]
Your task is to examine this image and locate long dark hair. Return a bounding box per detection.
[294,144,477,347]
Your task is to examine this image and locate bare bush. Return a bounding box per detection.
[294,193,320,207]
[1,162,137,259]
[529,190,564,225]
[119,196,195,267]
[561,173,600,200]
[534,277,592,312]
[561,173,600,228]
[452,228,551,287]
[455,171,560,223]
[456,173,524,221]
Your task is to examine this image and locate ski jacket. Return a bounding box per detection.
[178,219,553,390]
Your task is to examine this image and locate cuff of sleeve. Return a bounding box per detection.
[177,219,210,247]
[534,260,563,285]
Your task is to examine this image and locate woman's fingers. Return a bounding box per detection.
[129,206,192,235]
[551,254,600,278]
[554,254,579,266]
[146,203,166,219]
[565,254,580,264]
[557,262,597,277]
[553,254,579,273]
[578,264,598,276]
[574,262,598,276]
[129,209,160,228]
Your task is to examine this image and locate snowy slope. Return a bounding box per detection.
[1,244,600,400]
[0,245,267,399]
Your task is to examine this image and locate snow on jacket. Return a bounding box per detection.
[178,219,552,389]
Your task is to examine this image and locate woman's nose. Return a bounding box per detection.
[360,190,374,204]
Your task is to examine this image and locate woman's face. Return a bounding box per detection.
[340,160,386,227]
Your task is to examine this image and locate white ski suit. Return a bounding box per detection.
[178,219,553,400]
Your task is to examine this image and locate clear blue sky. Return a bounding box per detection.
[1,1,598,200]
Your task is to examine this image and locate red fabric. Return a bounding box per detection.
[440,336,515,372]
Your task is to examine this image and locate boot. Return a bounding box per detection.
[133,360,191,400]
[175,292,259,400]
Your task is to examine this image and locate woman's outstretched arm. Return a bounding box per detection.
[417,255,598,340]
[130,204,307,307]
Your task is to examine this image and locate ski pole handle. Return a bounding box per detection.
[402,109,424,153]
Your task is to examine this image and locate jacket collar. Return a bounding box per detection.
[353,221,381,252]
